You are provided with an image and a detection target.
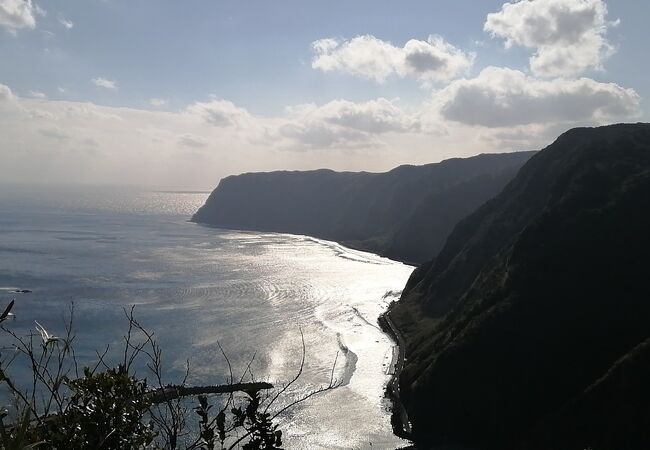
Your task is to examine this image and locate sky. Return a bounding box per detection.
[0,0,648,189]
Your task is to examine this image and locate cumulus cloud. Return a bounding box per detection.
[0,92,257,185]
[0,83,14,101]
[279,123,374,150]
[28,108,55,119]
[39,127,70,141]
[311,34,474,83]
[0,0,42,32]
[177,133,208,148]
[62,103,123,121]
[279,98,420,149]
[185,99,252,128]
[0,71,643,186]
[29,90,46,99]
[92,77,118,89]
[57,13,73,29]
[435,66,640,127]
[291,98,418,133]
[485,0,616,76]
[150,98,167,107]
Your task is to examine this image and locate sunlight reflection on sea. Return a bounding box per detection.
[0,185,413,449]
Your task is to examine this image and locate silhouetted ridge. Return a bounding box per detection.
[192,152,534,263]
[390,123,650,449]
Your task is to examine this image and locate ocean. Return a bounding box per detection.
[0,184,414,449]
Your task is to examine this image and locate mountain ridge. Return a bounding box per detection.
[390,123,650,449]
[192,151,535,264]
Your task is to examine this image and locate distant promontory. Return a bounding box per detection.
[192,151,535,264]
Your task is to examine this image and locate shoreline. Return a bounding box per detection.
[193,222,416,443]
[378,307,413,441]
[190,220,420,266]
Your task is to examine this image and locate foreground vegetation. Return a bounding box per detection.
[0,302,340,449]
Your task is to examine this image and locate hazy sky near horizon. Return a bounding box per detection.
[0,0,648,188]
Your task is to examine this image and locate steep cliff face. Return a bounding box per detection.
[391,123,650,449]
[192,152,534,263]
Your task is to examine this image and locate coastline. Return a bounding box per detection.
[192,222,417,443]
[189,220,419,266]
[378,307,413,441]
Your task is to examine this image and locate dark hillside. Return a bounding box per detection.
[192,152,534,263]
[390,123,650,449]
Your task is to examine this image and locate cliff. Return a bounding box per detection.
[390,123,650,449]
[192,152,534,264]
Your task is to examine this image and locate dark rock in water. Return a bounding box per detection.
[391,123,650,449]
[192,151,534,264]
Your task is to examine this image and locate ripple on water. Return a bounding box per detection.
[0,193,415,449]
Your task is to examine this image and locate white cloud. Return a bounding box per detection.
[150,98,167,107]
[178,133,207,148]
[185,99,252,128]
[57,13,73,29]
[62,102,123,121]
[28,108,55,119]
[311,34,474,83]
[435,66,640,127]
[28,90,46,99]
[279,98,420,149]
[185,98,419,150]
[0,83,14,101]
[312,36,401,83]
[0,73,643,187]
[39,127,70,141]
[0,94,253,186]
[0,0,41,32]
[279,122,375,150]
[92,77,118,90]
[485,0,616,77]
[291,98,418,133]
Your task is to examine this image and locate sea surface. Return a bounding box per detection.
[0,184,414,449]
